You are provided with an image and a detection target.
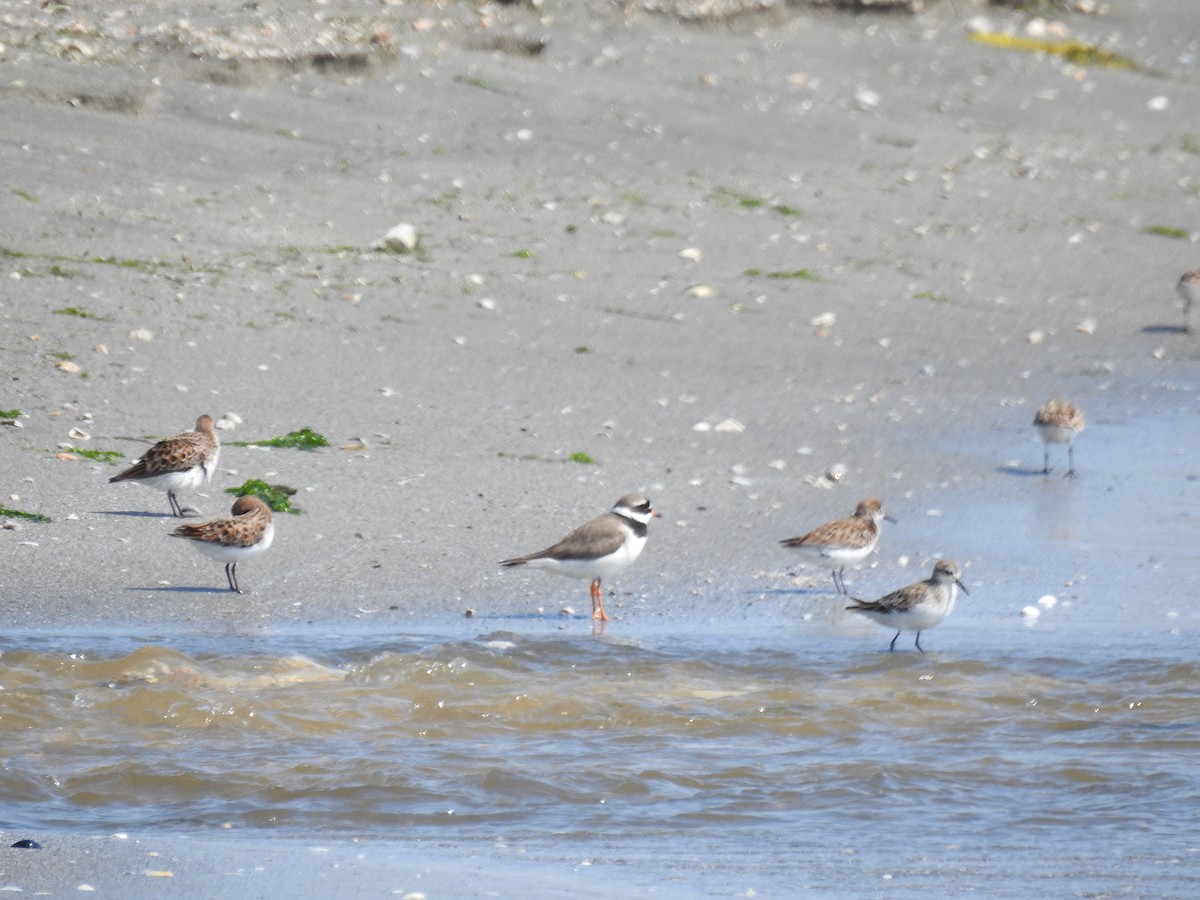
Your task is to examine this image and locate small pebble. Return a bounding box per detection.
[1021,606,1041,619]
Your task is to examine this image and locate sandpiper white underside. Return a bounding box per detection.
[1036,424,1078,445]
[855,588,959,633]
[784,541,874,567]
[187,523,275,564]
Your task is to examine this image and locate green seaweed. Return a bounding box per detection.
[225,479,300,514]
[11,189,37,203]
[745,268,820,281]
[0,506,51,524]
[969,32,1137,71]
[1142,225,1190,240]
[0,408,20,418]
[8,247,216,276]
[453,74,502,92]
[61,447,124,464]
[714,189,803,217]
[53,306,95,318]
[228,427,329,451]
[88,255,162,273]
[498,450,600,465]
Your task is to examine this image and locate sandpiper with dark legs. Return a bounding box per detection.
[780,498,895,595]
[846,559,968,653]
[171,495,275,593]
[1033,399,1085,478]
[501,493,659,622]
[109,414,220,516]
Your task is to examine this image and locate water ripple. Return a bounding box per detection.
[2,630,1198,850]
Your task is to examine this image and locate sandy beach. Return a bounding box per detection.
[2,0,1199,894]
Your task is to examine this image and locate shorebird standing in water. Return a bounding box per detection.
[501,493,659,622]
[1033,399,1085,478]
[780,498,895,595]
[846,559,968,652]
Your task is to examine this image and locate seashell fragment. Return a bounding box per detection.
[377,223,419,254]
[854,88,880,110]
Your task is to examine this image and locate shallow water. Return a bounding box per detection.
[4,401,1198,895]
[3,619,1199,895]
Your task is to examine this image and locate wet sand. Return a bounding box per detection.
[2,0,1199,894]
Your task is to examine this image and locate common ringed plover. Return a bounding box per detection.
[501,493,659,621]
